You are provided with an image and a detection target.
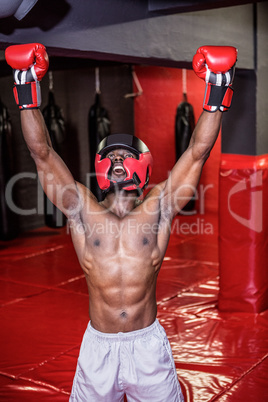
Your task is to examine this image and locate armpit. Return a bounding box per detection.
[159,191,173,227]
[67,212,87,239]
[65,181,84,220]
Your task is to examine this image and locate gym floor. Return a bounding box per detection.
[1,212,268,401]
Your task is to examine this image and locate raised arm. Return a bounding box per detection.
[160,45,237,217]
[5,43,81,218]
[21,108,80,217]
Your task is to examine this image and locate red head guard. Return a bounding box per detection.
[95,134,153,194]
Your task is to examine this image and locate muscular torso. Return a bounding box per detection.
[69,183,171,333]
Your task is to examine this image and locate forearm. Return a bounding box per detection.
[20,109,52,160]
[189,110,222,161]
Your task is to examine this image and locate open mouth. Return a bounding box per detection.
[113,165,125,175]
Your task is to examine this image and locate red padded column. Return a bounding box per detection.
[219,154,268,312]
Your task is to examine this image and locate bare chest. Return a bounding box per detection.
[70,212,163,273]
[85,216,159,255]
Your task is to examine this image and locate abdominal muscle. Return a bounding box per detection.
[83,252,159,333]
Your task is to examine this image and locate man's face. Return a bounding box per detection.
[106,148,137,182]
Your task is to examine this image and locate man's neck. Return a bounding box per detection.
[101,190,140,218]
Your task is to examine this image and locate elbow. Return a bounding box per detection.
[200,149,211,163]
[29,143,51,162]
[191,144,211,164]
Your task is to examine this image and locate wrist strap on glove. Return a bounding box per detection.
[13,82,41,109]
[204,66,235,113]
[13,67,41,110]
[204,85,233,112]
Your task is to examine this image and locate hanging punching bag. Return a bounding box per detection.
[175,71,196,212]
[88,73,111,201]
[42,80,67,228]
[175,95,195,159]
[0,99,18,240]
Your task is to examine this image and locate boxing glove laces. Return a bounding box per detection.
[5,43,49,110]
[192,46,238,112]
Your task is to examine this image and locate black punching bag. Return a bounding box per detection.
[175,91,196,211]
[42,80,67,228]
[0,99,18,240]
[175,95,195,159]
[88,77,111,201]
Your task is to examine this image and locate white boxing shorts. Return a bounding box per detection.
[70,319,184,402]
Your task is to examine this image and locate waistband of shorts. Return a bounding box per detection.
[86,319,163,342]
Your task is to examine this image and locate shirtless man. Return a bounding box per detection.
[5,43,237,401]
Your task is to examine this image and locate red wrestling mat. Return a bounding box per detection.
[1,213,268,401]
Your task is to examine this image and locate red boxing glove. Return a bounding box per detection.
[5,43,49,110]
[192,45,237,112]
